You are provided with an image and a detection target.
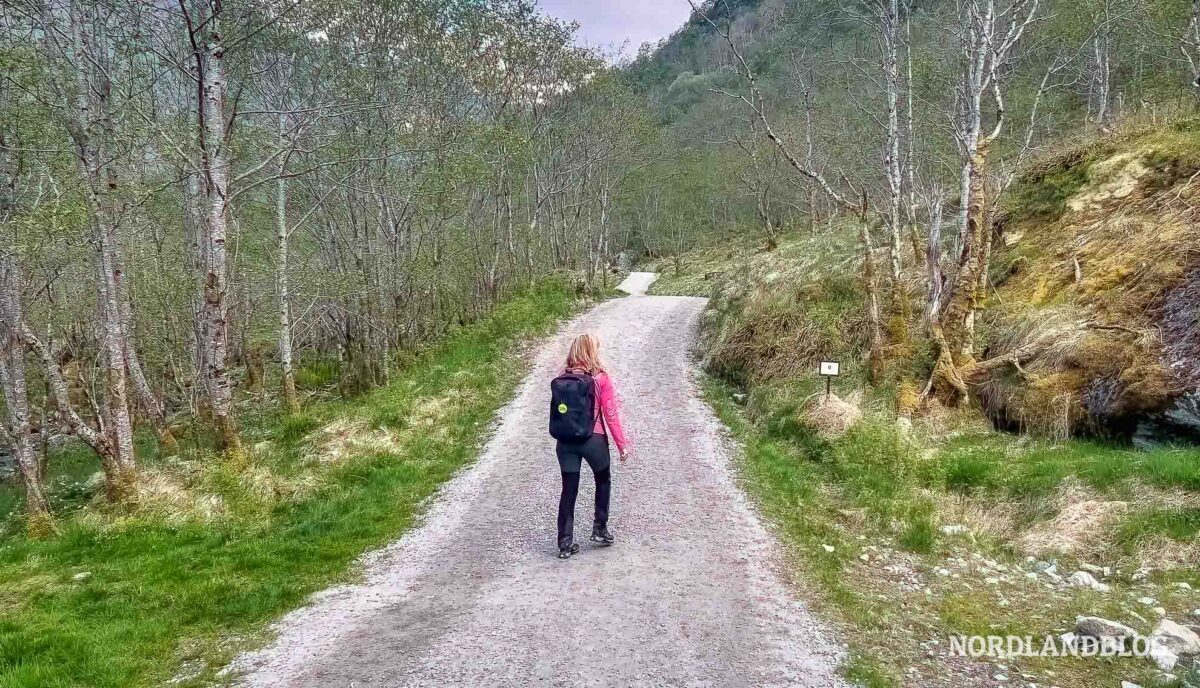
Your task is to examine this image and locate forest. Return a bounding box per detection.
[1,0,1200,684]
[4,0,1199,534]
[0,0,659,536]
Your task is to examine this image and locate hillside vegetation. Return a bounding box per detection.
[985,122,1200,445]
[647,124,1200,687]
[634,1,1200,680]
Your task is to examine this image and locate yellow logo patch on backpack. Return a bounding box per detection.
[558,403,569,414]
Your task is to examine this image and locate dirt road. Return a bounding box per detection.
[231,273,847,687]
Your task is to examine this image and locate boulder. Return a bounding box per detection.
[1148,619,1200,656]
[1076,616,1137,640]
[1148,643,1178,672]
[1135,392,1200,449]
[1067,570,1110,592]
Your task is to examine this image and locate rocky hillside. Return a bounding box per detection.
[985,122,1200,447]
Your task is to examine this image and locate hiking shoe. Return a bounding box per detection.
[590,525,615,545]
[558,543,580,559]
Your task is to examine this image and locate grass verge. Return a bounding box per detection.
[703,375,1200,688]
[0,278,582,688]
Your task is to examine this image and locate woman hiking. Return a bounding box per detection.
[548,334,630,560]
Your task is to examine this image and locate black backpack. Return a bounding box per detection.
[549,370,595,442]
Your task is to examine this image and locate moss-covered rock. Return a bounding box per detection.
[980,121,1200,443]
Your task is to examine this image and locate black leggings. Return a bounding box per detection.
[555,435,611,550]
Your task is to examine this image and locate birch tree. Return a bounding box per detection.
[0,117,55,534]
[0,254,54,535]
[933,0,1039,400]
[176,0,243,454]
[1181,0,1200,88]
[21,0,145,494]
[872,0,905,295]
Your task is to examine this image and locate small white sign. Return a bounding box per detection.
[819,361,840,376]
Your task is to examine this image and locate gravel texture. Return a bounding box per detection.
[230,278,847,687]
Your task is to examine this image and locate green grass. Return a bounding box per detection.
[1113,507,1200,553]
[646,270,719,297]
[898,502,937,554]
[931,436,1200,498]
[843,654,898,688]
[0,279,581,688]
[293,359,340,390]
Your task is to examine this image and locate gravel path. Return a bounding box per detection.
[616,271,658,295]
[230,278,847,687]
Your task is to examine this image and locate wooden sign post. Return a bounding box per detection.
[819,360,840,400]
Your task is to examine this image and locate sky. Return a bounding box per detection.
[537,0,693,57]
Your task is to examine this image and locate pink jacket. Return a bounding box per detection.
[592,371,628,452]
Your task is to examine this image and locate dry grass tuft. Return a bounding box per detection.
[407,392,458,430]
[308,418,403,464]
[938,494,1020,542]
[896,380,921,417]
[802,393,863,439]
[1134,536,1200,568]
[1016,481,1128,557]
[76,468,229,527]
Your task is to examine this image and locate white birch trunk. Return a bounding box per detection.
[882,0,904,287]
[925,194,945,322]
[1184,0,1200,88]
[0,245,54,534]
[59,1,138,493]
[194,10,242,454]
[276,116,299,413]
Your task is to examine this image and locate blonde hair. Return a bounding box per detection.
[565,334,605,374]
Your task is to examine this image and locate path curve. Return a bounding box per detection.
[231,279,847,687]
